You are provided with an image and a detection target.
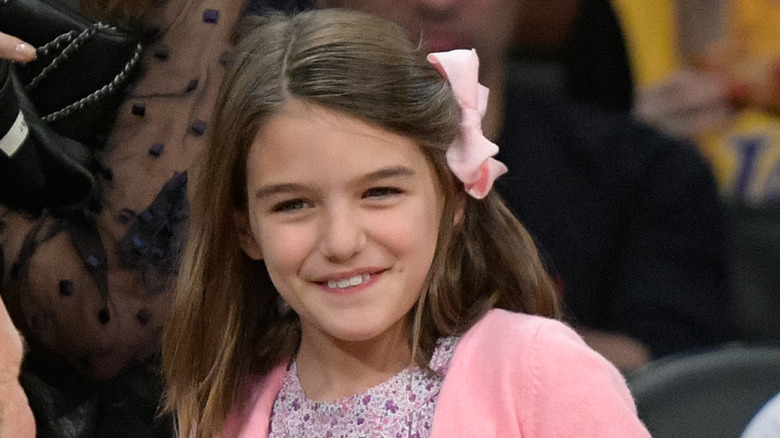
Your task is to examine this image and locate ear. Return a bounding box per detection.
[234,210,263,260]
[453,193,466,227]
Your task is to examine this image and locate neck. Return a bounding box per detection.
[295,320,412,402]
[480,57,506,142]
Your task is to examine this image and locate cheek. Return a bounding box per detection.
[474,0,517,37]
[372,205,440,261]
[354,1,411,29]
[258,225,318,312]
[257,224,316,276]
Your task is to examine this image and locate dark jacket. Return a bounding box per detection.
[496,81,733,358]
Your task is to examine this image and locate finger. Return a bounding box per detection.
[0,33,36,63]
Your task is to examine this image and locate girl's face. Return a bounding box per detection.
[239,100,445,346]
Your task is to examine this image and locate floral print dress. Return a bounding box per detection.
[268,337,459,438]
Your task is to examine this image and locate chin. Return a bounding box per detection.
[422,34,475,54]
[326,323,399,345]
[331,328,384,343]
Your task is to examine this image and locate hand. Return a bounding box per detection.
[694,40,780,116]
[0,31,36,63]
[577,327,651,371]
[634,69,732,139]
[0,299,36,438]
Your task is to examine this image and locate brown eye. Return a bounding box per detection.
[272,199,310,212]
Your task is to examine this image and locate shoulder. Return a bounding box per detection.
[433,310,649,437]
[503,83,635,143]
[453,309,616,384]
[457,308,582,357]
[442,309,621,407]
[456,309,629,391]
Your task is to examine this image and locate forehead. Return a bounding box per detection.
[246,100,439,185]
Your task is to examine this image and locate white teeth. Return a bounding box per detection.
[327,273,370,289]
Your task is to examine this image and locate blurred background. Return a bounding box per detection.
[509,1,780,435]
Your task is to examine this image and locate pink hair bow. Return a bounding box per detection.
[427,49,508,199]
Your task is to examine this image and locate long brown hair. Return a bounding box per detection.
[162,9,560,438]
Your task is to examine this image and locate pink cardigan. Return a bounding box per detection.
[223,309,650,437]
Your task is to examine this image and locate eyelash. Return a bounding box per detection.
[271,199,310,213]
[270,186,403,213]
[363,186,404,198]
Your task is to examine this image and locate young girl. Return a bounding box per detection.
[162,9,650,438]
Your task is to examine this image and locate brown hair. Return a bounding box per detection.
[162,9,560,438]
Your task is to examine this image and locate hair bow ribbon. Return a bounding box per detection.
[427,49,508,199]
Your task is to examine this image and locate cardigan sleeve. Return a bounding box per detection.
[431,309,650,437]
[520,315,650,437]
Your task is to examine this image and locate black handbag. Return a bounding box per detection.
[0,0,143,149]
[0,0,143,214]
[0,59,94,213]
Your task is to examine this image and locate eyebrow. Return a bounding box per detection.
[253,166,416,200]
[365,166,416,181]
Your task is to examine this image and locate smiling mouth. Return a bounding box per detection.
[327,273,371,289]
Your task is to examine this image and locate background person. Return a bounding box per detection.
[0,1,247,436]
[0,31,36,438]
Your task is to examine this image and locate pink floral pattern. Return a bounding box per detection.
[268,337,459,437]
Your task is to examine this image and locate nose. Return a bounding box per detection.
[318,203,366,263]
[414,0,459,17]
[416,0,457,8]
